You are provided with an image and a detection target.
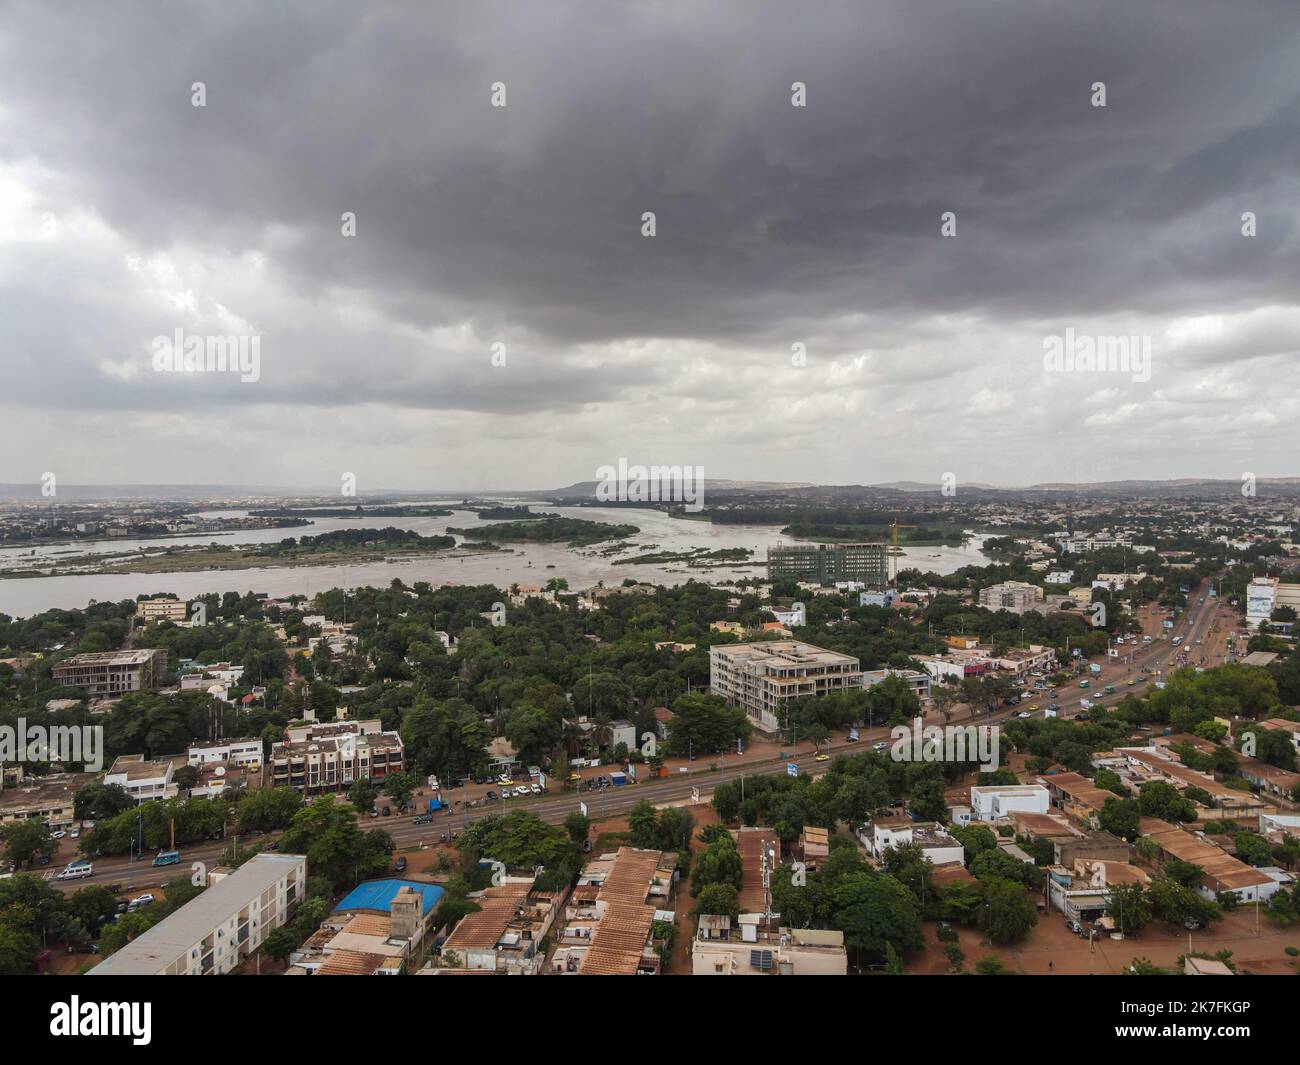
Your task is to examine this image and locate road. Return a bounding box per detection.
[48,594,1230,893]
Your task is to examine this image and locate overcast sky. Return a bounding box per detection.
[1,0,1298,492]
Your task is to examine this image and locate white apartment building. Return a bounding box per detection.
[710,641,862,734]
[970,784,1050,822]
[862,668,931,704]
[104,754,179,804]
[188,738,264,770]
[88,853,307,975]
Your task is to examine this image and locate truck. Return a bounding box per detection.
[152,850,180,867]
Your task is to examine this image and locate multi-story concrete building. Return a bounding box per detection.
[51,649,168,698]
[0,773,94,829]
[104,754,180,804]
[977,581,1045,615]
[88,853,307,975]
[766,543,888,587]
[135,597,190,625]
[710,640,862,734]
[861,668,931,704]
[270,720,404,794]
[188,738,264,771]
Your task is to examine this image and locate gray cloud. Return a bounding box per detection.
[1,0,1299,487]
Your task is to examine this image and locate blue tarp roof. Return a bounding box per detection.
[333,878,445,915]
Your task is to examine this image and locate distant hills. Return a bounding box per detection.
[3,476,1299,505]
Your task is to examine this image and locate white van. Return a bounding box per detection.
[57,861,93,881]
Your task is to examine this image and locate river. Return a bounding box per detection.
[0,505,990,618]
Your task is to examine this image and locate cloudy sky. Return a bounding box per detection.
[1,0,1298,492]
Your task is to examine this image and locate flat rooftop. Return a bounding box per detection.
[88,853,307,975]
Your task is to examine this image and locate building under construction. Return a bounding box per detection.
[765,542,888,587]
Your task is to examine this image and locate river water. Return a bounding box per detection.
[0,505,990,618]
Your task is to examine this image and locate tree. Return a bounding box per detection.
[3,819,53,868]
[979,877,1038,944]
[1106,882,1151,935]
[1099,797,1140,841]
[628,801,660,849]
[235,787,304,832]
[832,873,924,960]
[278,797,394,891]
[695,883,740,922]
[348,779,379,815]
[563,812,590,846]
[691,834,743,896]
[382,771,417,808]
[975,955,1011,975]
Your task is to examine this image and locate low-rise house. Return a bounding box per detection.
[288,884,435,976]
[552,847,677,975]
[1046,859,1151,923]
[430,880,566,975]
[862,817,964,866]
[692,916,847,976]
[1139,818,1279,902]
[970,783,1051,822]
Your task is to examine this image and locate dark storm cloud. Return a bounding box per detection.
[1,0,1298,485]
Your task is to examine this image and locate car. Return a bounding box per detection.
[514,786,529,797]
[128,894,155,911]
[567,772,581,782]
[530,783,542,793]
[67,943,99,954]
[39,854,51,865]
[115,897,129,913]
[413,814,433,826]
[70,829,80,839]
[814,752,829,762]
[394,856,407,873]
[485,790,497,800]
[50,830,66,840]
[370,810,379,818]
[497,776,512,786]
[1183,918,1202,931]
[381,806,391,817]
[873,741,888,752]
[1028,705,1040,712]
[1015,711,1032,718]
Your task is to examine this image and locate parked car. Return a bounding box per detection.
[381,806,391,817]
[128,894,155,911]
[485,790,497,800]
[530,783,542,794]
[394,856,407,873]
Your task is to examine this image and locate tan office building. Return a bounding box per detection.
[710,640,862,734]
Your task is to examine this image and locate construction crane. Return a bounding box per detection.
[889,520,917,585]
